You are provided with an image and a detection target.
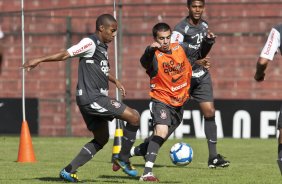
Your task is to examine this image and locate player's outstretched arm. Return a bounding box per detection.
[22,50,70,71]
[254,57,269,82]
[109,73,126,97]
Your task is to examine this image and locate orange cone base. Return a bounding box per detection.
[17,120,36,162]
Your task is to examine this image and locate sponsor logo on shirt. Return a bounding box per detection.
[264,30,275,55]
[171,82,187,92]
[171,75,183,83]
[188,44,200,50]
[86,60,94,64]
[100,60,109,76]
[163,60,185,75]
[72,42,93,56]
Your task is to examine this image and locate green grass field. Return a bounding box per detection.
[0,137,280,183]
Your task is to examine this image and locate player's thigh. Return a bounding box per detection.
[150,100,171,126]
[79,106,108,131]
[117,106,140,126]
[79,96,126,130]
[165,106,184,139]
[92,121,110,145]
[88,96,126,118]
[190,73,214,103]
[150,100,183,137]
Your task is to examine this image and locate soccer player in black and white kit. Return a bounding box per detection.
[171,0,230,168]
[23,14,140,182]
[254,24,282,174]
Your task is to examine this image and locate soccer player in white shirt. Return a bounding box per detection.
[254,24,282,174]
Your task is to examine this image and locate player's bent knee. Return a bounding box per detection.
[132,109,140,123]
[95,137,109,147]
[89,138,108,151]
[93,133,109,147]
[119,107,140,126]
[204,109,215,118]
[155,132,168,139]
[127,108,140,126]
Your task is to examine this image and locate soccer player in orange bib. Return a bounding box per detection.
[136,22,192,182]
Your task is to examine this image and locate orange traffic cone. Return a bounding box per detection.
[17,120,36,162]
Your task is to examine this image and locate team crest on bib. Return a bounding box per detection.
[111,100,121,108]
[160,109,167,119]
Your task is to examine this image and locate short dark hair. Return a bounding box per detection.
[187,0,205,7]
[152,23,171,38]
[96,14,116,30]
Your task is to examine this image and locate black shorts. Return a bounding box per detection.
[278,105,282,129]
[78,95,126,131]
[150,99,184,127]
[190,72,214,103]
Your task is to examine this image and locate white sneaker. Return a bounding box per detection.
[139,172,159,182]
[130,146,136,157]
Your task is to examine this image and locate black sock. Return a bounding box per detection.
[133,142,149,156]
[143,136,165,175]
[65,139,103,173]
[204,116,218,159]
[119,123,139,162]
[133,136,152,156]
[134,124,178,157]
[278,144,282,160]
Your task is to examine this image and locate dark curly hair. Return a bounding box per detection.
[187,0,205,7]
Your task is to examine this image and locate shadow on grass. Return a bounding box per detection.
[98,175,182,183]
[133,163,174,168]
[35,176,137,183]
[134,163,204,169]
[99,175,138,181]
[36,176,138,183]
[36,177,68,182]
[35,177,98,183]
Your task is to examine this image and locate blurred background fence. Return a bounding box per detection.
[0,0,282,137]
